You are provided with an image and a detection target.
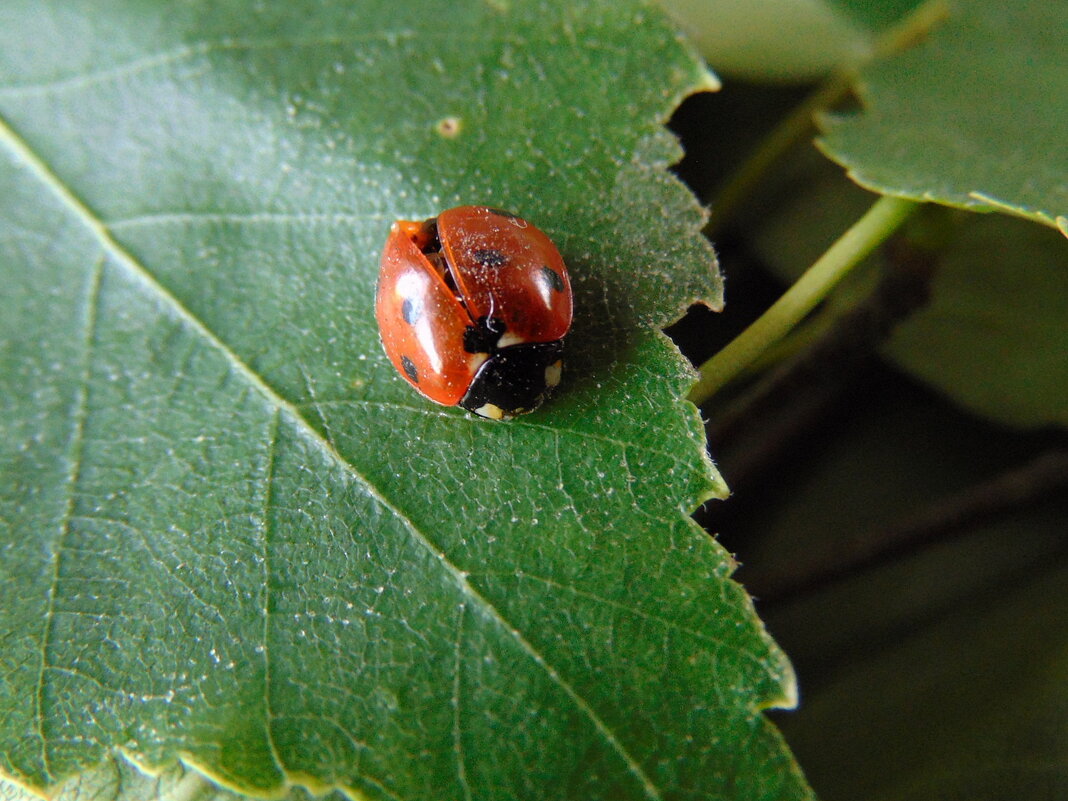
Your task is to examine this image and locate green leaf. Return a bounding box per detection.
[752,157,1068,429]
[819,0,1068,233]
[0,2,810,800]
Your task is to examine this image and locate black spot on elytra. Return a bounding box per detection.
[485,207,521,221]
[473,248,508,268]
[401,355,419,383]
[463,315,507,354]
[401,297,421,325]
[540,265,565,293]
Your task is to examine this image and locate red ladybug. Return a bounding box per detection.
[376,205,573,420]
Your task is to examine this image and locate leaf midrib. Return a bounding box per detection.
[0,111,662,800]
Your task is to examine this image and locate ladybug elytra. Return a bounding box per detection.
[375,205,573,420]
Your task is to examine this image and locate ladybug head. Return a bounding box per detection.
[459,341,564,420]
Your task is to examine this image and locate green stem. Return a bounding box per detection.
[689,195,919,405]
[705,0,950,237]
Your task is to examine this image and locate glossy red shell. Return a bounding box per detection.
[375,205,573,408]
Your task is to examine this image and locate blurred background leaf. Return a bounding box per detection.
[657,0,872,83]
[722,381,1068,801]
[754,161,1068,429]
[819,0,1068,231]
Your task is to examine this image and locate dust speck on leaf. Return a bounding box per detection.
[436,116,463,138]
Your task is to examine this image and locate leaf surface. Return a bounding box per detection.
[0,2,810,799]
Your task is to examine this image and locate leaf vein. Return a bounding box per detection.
[482,570,750,656]
[301,398,702,473]
[452,603,473,801]
[33,253,104,782]
[259,409,285,779]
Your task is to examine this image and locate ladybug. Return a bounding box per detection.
[376,205,573,420]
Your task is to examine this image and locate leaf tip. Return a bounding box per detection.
[694,63,721,94]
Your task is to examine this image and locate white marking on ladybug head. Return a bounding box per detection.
[497,331,526,349]
[467,353,489,372]
[544,360,562,388]
[473,403,506,421]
